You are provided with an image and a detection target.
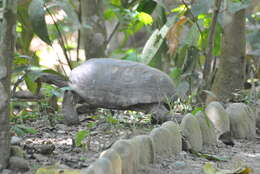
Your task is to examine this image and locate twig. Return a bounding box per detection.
[11,74,25,97]
[105,22,120,48]
[44,5,73,70]
[181,0,203,37]
[203,0,222,86]
[77,0,82,62]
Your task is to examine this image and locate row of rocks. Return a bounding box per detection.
[181,102,258,152]
[76,101,259,174]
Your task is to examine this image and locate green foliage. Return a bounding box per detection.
[105,0,154,36]
[137,0,157,14]
[106,115,119,125]
[11,124,38,137]
[75,130,90,147]
[141,16,177,64]
[28,0,52,45]
[191,107,204,115]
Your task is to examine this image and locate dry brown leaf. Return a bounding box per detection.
[166,16,188,55]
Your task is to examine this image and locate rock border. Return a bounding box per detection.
[36,101,258,174]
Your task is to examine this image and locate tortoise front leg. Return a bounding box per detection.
[149,104,172,124]
[62,90,80,125]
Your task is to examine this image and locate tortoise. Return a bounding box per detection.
[63,58,176,124]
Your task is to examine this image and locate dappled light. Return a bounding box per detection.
[0,0,259,173]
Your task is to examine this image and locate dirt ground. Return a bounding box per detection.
[16,111,260,174]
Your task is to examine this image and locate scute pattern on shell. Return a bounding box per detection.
[69,58,176,109]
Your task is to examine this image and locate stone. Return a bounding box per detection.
[253,100,260,130]
[161,121,182,154]
[180,114,203,151]
[111,139,137,174]
[130,135,155,166]
[35,143,55,155]
[8,156,29,172]
[205,101,230,136]
[195,112,217,145]
[1,169,12,174]
[226,103,256,139]
[99,149,122,174]
[86,158,113,174]
[173,161,186,169]
[10,136,22,145]
[10,146,25,158]
[149,127,172,157]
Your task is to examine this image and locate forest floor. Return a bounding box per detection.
[15,110,260,174]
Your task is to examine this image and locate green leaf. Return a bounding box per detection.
[171,5,186,13]
[24,73,39,94]
[192,107,204,115]
[111,0,121,6]
[170,67,182,82]
[137,12,153,25]
[106,116,118,125]
[137,0,157,14]
[75,130,90,147]
[104,8,117,20]
[28,0,52,45]
[213,24,222,56]
[12,125,38,137]
[141,15,177,64]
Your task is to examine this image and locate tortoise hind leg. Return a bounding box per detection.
[149,104,172,124]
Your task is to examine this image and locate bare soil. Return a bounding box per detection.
[15,111,260,174]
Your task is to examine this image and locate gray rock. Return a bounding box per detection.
[68,58,176,123]
[55,123,67,130]
[83,158,113,174]
[35,143,55,155]
[10,136,22,145]
[226,103,256,139]
[173,161,186,169]
[253,100,260,130]
[149,127,172,157]
[195,111,217,145]
[99,149,122,174]
[130,135,155,166]
[111,139,137,174]
[205,101,230,136]
[1,169,12,174]
[180,114,203,151]
[161,121,182,154]
[10,146,25,158]
[8,156,29,172]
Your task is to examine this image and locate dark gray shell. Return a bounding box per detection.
[69,58,176,109]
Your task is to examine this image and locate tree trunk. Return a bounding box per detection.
[207,6,246,103]
[0,0,17,169]
[80,0,107,59]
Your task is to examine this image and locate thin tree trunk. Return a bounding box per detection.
[207,5,246,103]
[0,0,17,169]
[203,0,222,87]
[80,0,107,59]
